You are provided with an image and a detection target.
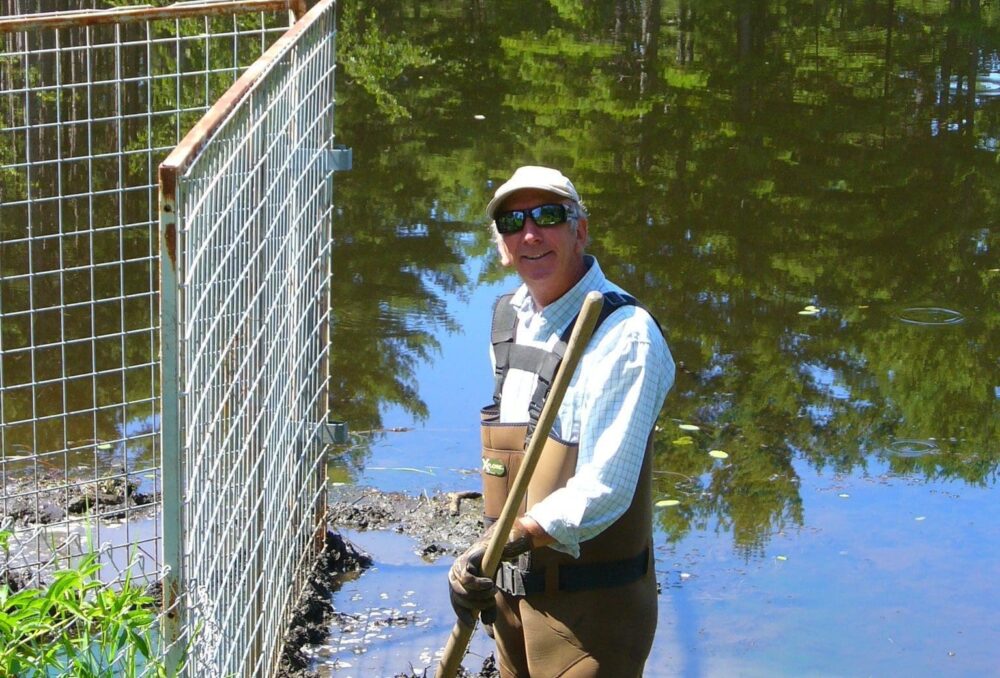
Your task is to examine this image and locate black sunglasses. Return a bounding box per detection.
[494,203,571,234]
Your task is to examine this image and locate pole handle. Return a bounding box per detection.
[435,290,605,678]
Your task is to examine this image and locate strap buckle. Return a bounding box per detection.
[497,561,527,596]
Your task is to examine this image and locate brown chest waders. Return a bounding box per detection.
[481,291,659,677]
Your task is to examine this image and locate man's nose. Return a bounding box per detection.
[520,219,543,240]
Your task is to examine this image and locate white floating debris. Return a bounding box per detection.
[474,114,486,120]
[678,423,700,431]
[838,493,850,498]
[655,499,680,507]
[915,516,926,521]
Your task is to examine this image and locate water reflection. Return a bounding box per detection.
[0,5,287,476]
[330,0,999,563]
[322,2,1000,675]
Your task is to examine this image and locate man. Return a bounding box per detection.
[448,166,675,677]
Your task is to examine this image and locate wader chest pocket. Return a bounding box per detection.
[481,448,524,521]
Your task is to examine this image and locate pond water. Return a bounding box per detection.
[322,2,999,677]
[3,1,998,676]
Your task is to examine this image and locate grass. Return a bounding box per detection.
[0,528,170,677]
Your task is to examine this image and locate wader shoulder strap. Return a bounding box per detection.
[491,293,517,407]
[491,291,649,443]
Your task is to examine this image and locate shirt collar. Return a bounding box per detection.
[509,255,605,333]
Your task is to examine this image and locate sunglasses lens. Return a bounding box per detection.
[495,211,525,234]
[495,204,569,233]
[532,204,567,226]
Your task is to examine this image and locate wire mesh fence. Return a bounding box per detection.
[1,0,337,674]
[158,0,337,673]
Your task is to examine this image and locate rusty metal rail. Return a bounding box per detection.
[0,0,306,33]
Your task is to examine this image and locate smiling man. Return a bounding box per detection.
[447,166,675,677]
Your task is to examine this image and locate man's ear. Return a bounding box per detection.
[574,216,589,253]
[495,227,513,266]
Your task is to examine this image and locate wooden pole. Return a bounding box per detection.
[435,290,605,678]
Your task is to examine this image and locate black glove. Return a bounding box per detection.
[447,525,536,628]
[448,540,497,628]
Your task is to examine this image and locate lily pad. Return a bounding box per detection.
[672,435,695,446]
[96,443,113,450]
[708,449,728,459]
[678,423,700,431]
[655,499,681,507]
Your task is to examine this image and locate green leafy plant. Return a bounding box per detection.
[0,539,169,678]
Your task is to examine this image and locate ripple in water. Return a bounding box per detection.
[886,438,939,458]
[895,306,965,326]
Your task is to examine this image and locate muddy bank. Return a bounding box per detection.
[276,485,497,678]
[1,473,156,529]
[278,531,375,677]
[1,472,159,589]
[327,485,487,560]
[2,473,495,676]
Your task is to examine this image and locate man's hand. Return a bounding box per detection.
[448,540,497,628]
[447,521,542,628]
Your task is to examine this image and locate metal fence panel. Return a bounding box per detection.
[158,0,336,674]
[1,0,291,592]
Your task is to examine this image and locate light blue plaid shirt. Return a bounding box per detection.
[492,256,674,557]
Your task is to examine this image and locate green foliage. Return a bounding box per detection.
[0,549,167,677]
[338,6,436,121]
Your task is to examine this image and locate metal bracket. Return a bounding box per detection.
[319,420,349,444]
[329,145,352,172]
[290,145,352,174]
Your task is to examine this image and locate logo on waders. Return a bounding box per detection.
[482,457,507,477]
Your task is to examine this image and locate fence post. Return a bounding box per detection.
[158,172,186,675]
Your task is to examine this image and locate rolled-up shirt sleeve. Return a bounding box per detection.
[526,312,674,557]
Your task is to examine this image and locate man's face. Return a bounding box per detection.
[494,188,589,307]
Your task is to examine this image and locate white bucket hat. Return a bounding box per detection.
[486,166,582,219]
